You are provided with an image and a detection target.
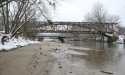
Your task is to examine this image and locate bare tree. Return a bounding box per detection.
[84,2,120,23]
[107,15,120,23]
[83,2,121,42]
[0,0,9,34]
[107,15,121,33]
[0,16,4,31]
[118,26,125,35]
[0,0,14,7]
[84,3,108,23]
[0,0,62,37]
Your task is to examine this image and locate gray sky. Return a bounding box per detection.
[52,0,125,27]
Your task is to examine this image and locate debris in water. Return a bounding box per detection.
[59,66,62,68]
[101,71,113,74]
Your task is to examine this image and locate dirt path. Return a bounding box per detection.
[0,42,107,75]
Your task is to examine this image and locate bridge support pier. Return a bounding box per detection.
[102,35,105,42]
[100,32,118,43]
[57,37,64,43]
[107,36,118,43]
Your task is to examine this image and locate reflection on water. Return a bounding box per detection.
[66,41,125,75]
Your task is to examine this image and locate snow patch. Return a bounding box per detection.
[114,35,125,44]
[0,37,40,51]
[105,33,113,37]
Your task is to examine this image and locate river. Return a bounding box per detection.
[66,41,125,75]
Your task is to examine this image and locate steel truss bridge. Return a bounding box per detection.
[27,21,118,36]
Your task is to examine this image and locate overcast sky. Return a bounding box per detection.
[52,0,125,27]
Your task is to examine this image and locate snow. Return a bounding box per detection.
[105,33,114,37]
[0,37,40,51]
[114,35,125,44]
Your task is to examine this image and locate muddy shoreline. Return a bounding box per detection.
[0,42,106,75]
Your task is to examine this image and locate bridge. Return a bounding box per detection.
[27,21,118,42]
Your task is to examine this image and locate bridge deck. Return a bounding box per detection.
[29,21,117,32]
[39,30,113,34]
[36,21,117,25]
[27,21,118,37]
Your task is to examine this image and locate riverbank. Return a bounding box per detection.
[0,42,106,75]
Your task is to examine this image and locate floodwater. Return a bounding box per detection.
[66,41,125,75]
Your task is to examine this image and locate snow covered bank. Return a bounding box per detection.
[114,35,125,44]
[0,37,40,51]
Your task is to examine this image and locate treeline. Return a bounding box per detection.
[117,26,125,35]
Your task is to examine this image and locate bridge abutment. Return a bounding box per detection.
[107,36,118,43]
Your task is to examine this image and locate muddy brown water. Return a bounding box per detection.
[66,41,125,75]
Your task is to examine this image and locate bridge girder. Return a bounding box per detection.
[28,22,118,33]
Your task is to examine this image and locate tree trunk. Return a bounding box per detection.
[5,0,9,34]
[23,25,27,37]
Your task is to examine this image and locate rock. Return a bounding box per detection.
[33,65,36,67]
[46,70,49,73]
